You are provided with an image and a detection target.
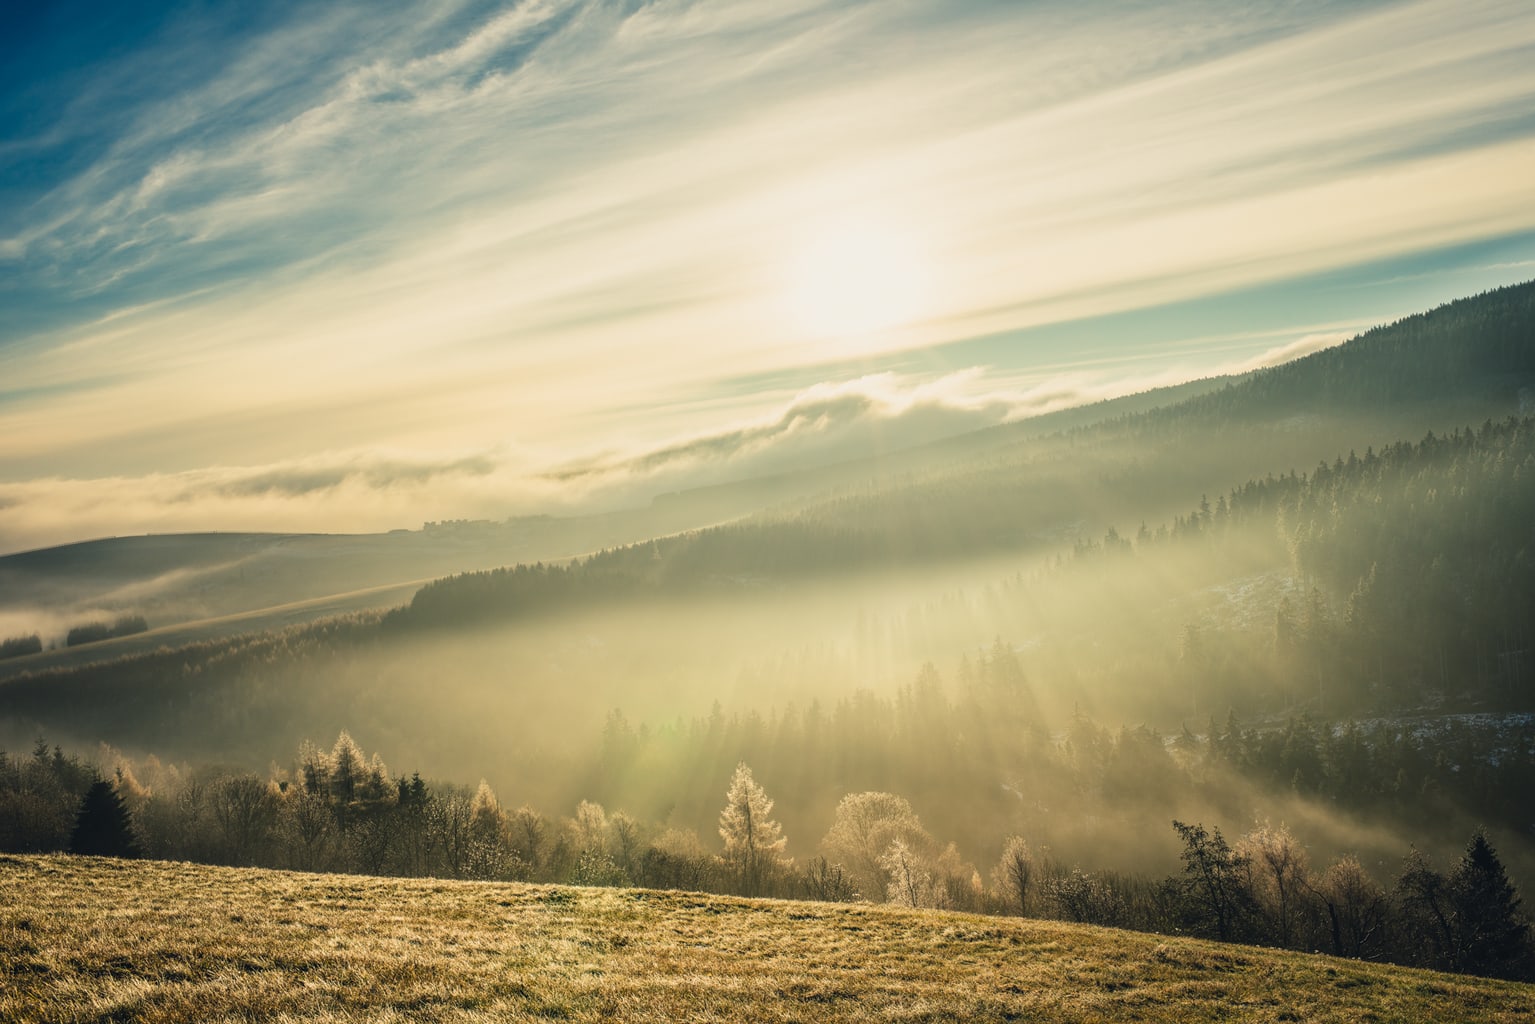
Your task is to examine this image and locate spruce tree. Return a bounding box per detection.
[69,779,141,859]
[1451,831,1532,979]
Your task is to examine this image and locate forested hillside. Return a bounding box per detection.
[9,411,1532,743]
[397,413,1535,722]
[1125,281,1535,431]
[1105,416,1535,715]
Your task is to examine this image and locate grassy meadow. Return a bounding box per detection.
[3,854,1532,1023]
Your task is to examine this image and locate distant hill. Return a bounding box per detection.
[0,502,822,676]
[3,855,1531,1023]
[4,281,1531,682]
[0,373,1246,672]
[1123,280,1535,432]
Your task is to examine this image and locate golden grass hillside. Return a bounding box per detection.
[2,855,1532,1023]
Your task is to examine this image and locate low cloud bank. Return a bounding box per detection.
[1234,331,1353,372]
[0,370,1069,552]
[205,453,500,500]
[555,372,1021,482]
[0,337,1345,554]
[0,450,525,555]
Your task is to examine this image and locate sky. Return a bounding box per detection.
[2,0,1534,553]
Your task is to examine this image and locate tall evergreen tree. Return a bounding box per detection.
[1450,831,1532,979]
[69,779,140,859]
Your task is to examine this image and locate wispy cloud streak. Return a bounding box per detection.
[1,0,1533,545]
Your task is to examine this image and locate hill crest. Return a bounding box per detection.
[4,853,1533,1023]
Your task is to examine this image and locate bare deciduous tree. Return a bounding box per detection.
[1239,823,1309,946]
[992,835,1034,916]
[820,792,931,902]
[1310,854,1388,960]
[210,774,278,866]
[881,838,945,909]
[276,781,337,872]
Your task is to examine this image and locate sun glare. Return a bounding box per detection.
[782,216,932,341]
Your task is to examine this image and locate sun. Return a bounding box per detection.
[782,215,931,341]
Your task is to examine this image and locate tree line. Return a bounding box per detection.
[2,725,1530,980]
[1060,414,1535,715]
[0,634,42,660]
[4,632,1534,922]
[1,615,154,660]
[65,614,150,647]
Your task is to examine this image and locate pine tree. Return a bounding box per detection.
[69,779,140,858]
[1450,831,1532,979]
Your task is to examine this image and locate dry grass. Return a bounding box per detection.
[2,855,1532,1023]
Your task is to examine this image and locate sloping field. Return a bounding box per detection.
[3,856,1532,1023]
